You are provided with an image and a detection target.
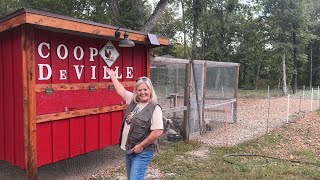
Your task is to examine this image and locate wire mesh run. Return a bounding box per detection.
[150,56,240,141]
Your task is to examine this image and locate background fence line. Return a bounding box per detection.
[199,88,320,146]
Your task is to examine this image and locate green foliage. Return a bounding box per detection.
[0,0,23,16]
[1,0,320,90]
[151,133,320,179]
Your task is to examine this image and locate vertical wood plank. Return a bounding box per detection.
[70,117,85,157]
[202,61,207,133]
[36,122,52,166]
[3,30,15,165]
[233,64,240,123]
[51,34,71,163]
[35,29,51,85]
[112,41,123,82]
[85,115,99,152]
[133,46,143,78]
[182,62,191,140]
[98,40,109,82]
[34,29,53,167]
[122,48,133,81]
[111,111,123,145]
[12,27,24,168]
[69,38,84,83]
[52,120,70,162]
[22,24,37,179]
[51,34,69,84]
[146,47,151,78]
[0,32,4,160]
[99,113,112,148]
[84,40,99,83]
[69,37,85,158]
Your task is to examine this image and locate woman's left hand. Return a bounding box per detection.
[132,144,143,154]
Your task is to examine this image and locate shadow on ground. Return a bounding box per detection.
[0,145,124,180]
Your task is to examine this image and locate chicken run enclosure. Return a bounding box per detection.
[150,56,239,140]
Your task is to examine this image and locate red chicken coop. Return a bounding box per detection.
[0,8,169,179]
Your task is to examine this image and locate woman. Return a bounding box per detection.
[106,68,163,180]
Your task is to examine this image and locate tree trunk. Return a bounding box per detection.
[181,0,187,59]
[131,0,145,14]
[292,29,297,94]
[255,58,261,90]
[282,53,288,95]
[140,0,169,32]
[218,1,225,61]
[106,0,120,24]
[310,45,313,89]
[191,0,199,60]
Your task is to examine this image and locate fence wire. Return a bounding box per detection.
[151,57,239,141]
[199,89,320,146]
[151,57,320,147]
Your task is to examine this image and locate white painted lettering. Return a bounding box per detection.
[57,44,68,60]
[38,64,52,80]
[38,42,50,58]
[89,47,98,61]
[103,66,111,79]
[74,46,84,60]
[115,67,122,78]
[60,70,67,80]
[126,67,133,78]
[74,65,84,79]
[91,66,97,80]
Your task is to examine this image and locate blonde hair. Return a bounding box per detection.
[132,77,158,104]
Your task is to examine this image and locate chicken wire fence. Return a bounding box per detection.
[150,56,239,141]
[150,57,320,146]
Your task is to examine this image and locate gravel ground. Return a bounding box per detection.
[197,97,319,146]
[89,96,320,179]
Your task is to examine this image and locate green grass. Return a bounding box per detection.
[152,133,320,180]
[238,88,320,99]
[238,89,284,98]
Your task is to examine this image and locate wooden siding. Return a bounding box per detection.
[34,29,148,167]
[0,27,25,169]
[0,29,3,161]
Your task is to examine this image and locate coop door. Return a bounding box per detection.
[189,62,204,139]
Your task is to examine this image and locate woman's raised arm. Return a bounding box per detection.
[106,68,127,99]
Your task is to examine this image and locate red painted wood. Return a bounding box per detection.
[69,39,85,83]
[99,113,112,148]
[35,30,51,84]
[122,48,133,81]
[85,115,99,152]
[110,42,123,81]
[37,122,53,166]
[133,46,144,79]
[142,47,147,75]
[52,120,70,162]
[32,30,149,167]
[0,34,4,161]
[111,111,123,145]
[36,90,122,115]
[12,28,24,168]
[84,40,99,83]
[70,117,85,157]
[51,34,70,84]
[3,31,15,165]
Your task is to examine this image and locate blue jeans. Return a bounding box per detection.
[126,149,154,180]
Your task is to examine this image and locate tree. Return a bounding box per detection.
[106,0,169,32]
[261,0,312,94]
